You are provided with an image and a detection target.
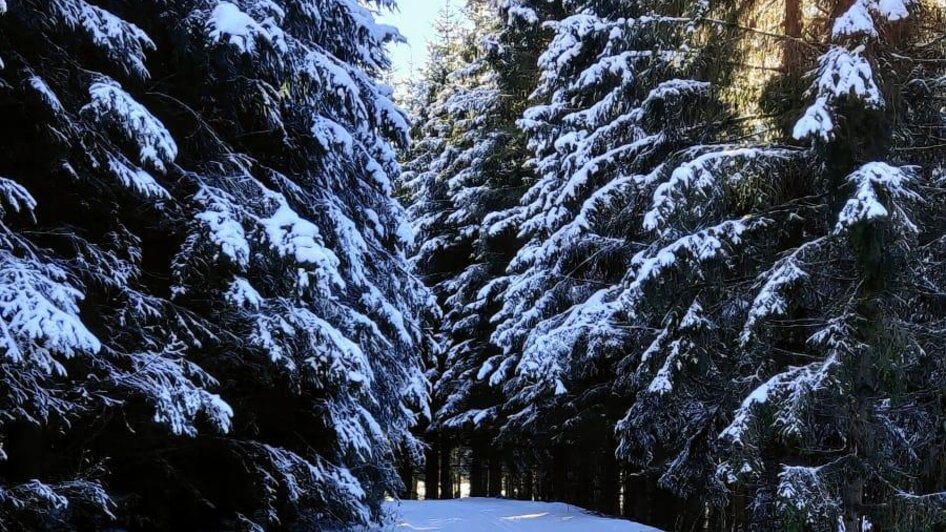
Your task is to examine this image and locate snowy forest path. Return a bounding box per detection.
[379,497,663,531]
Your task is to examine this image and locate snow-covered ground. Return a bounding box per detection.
[381,497,663,531]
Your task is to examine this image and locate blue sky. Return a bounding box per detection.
[379,0,452,83]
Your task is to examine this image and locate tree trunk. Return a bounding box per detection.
[781,0,804,74]
[843,476,865,531]
[598,447,620,515]
[576,450,593,508]
[488,451,503,497]
[506,457,521,499]
[398,459,417,499]
[470,440,486,497]
[538,463,553,501]
[440,439,454,499]
[551,446,568,502]
[730,484,748,532]
[424,435,440,500]
[521,467,534,501]
[651,485,682,531]
[621,468,633,519]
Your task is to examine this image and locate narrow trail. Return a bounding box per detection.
[381,497,663,531]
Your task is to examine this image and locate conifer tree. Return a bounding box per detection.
[397,1,472,500]
[481,0,722,516]
[713,2,946,529]
[400,0,557,500]
[487,0,946,528]
[602,2,946,528]
[0,1,430,529]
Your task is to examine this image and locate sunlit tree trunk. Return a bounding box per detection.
[781,0,804,73]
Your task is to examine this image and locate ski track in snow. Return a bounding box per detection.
[379,497,664,531]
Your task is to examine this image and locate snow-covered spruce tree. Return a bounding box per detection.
[0,0,430,529]
[401,2,471,303]
[398,1,470,499]
[484,0,729,516]
[487,0,946,527]
[400,0,555,499]
[0,2,232,529]
[595,0,946,529]
[155,1,432,528]
[712,2,946,529]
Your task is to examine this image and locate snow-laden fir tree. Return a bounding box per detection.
[0,2,232,528]
[604,0,946,529]
[481,0,728,515]
[488,0,946,527]
[397,0,473,499]
[401,1,473,296]
[0,0,431,529]
[400,0,556,498]
[710,2,946,529]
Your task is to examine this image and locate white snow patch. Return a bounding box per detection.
[29,76,64,113]
[206,1,286,54]
[0,177,37,215]
[507,6,539,26]
[876,0,911,21]
[835,162,919,233]
[226,277,263,309]
[384,498,663,531]
[793,97,834,141]
[48,0,155,79]
[833,0,877,38]
[259,203,343,291]
[82,80,178,173]
[106,154,170,199]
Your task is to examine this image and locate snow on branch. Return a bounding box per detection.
[516,287,622,397]
[792,6,892,142]
[106,153,171,199]
[328,401,386,460]
[0,252,101,375]
[741,238,827,344]
[0,177,37,217]
[777,465,842,526]
[833,0,913,39]
[812,47,883,108]
[620,218,765,315]
[835,162,920,233]
[238,442,370,526]
[82,79,178,174]
[193,186,252,268]
[205,1,288,55]
[287,306,373,387]
[108,349,234,436]
[46,0,155,79]
[720,354,839,451]
[260,203,344,292]
[832,0,878,38]
[645,147,796,232]
[0,479,115,522]
[876,0,912,20]
[645,299,712,396]
[794,46,883,141]
[226,277,263,309]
